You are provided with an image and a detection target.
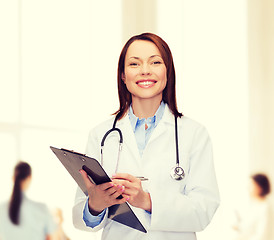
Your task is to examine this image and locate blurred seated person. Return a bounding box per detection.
[53,208,70,240]
[233,173,272,240]
[0,161,56,240]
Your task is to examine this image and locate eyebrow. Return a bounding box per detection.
[128,55,162,60]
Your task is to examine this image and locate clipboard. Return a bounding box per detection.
[50,146,147,233]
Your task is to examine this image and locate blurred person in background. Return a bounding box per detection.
[0,161,56,240]
[232,173,272,240]
[53,208,70,240]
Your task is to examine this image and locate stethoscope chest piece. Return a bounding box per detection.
[170,165,185,181]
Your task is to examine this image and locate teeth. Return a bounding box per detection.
[138,81,154,86]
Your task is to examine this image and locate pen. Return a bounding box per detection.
[112,175,149,181]
[135,176,149,181]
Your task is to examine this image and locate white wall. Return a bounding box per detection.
[248,0,274,179]
[0,1,122,239]
[156,1,248,239]
[248,0,274,222]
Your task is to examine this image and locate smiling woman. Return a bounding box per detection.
[72,32,220,240]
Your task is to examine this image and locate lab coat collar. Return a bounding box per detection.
[161,104,181,126]
[147,104,178,144]
[115,103,180,128]
[114,104,181,159]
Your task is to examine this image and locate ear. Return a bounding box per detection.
[121,73,126,83]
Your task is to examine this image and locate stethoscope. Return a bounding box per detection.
[100,114,185,181]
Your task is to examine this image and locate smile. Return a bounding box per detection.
[136,80,157,88]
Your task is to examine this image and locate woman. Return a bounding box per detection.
[0,161,56,240]
[73,32,220,239]
[233,173,272,240]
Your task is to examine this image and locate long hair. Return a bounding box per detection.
[252,173,271,197]
[9,161,31,225]
[114,32,182,120]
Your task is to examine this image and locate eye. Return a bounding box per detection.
[152,61,162,65]
[129,62,139,66]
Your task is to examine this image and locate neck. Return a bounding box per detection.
[252,195,266,202]
[132,98,162,119]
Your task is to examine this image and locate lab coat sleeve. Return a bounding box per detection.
[72,128,109,232]
[72,187,109,232]
[83,199,107,227]
[149,125,220,232]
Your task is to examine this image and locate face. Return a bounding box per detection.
[249,179,262,198]
[123,40,167,103]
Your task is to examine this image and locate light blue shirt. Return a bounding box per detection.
[83,102,166,228]
[128,101,165,156]
[0,195,56,240]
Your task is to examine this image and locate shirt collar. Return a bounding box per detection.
[128,101,166,130]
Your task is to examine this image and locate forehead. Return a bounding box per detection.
[125,40,161,59]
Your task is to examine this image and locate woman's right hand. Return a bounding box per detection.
[79,169,128,215]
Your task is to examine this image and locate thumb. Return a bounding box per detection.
[79,169,95,189]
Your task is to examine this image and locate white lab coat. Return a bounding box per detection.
[73,106,220,240]
[233,199,273,240]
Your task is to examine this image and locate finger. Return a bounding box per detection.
[112,180,133,190]
[121,194,130,202]
[79,169,95,188]
[111,179,127,186]
[120,187,133,196]
[98,182,115,191]
[110,185,125,199]
[105,185,119,196]
[112,173,136,182]
[115,196,128,205]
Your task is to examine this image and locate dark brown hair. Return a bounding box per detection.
[252,173,271,197]
[114,32,182,120]
[9,161,31,225]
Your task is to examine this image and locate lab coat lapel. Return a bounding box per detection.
[114,106,177,163]
[116,115,141,164]
[148,105,175,144]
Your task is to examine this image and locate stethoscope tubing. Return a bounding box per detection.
[100,113,185,180]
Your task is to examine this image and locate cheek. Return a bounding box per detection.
[124,69,137,83]
[123,70,137,94]
[158,68,167,85]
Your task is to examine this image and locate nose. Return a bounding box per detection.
[140,63,151,75]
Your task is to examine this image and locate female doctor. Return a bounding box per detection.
[73,32,220,240]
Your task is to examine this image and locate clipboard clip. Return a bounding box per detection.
[61,148,86,157]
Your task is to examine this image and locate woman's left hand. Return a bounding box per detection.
[112,173,152,212]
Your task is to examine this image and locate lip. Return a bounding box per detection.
[136,79,157,88]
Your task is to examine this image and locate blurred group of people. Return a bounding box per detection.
[0,161,273,240]
[0,161,70,240]
[232,173,273,240]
